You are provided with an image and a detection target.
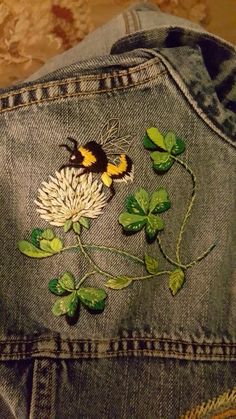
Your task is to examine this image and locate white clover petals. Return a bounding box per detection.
[35,169,107,227]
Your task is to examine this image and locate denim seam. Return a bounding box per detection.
[0,349,236,362]
[0,57,162,100]
[123,10,136,34]
[0,71,167,114]
[1,337,236,361]
[130,9,140,32]
[29,359,54,419]
[122,12,130,35]
[1,337,236,347]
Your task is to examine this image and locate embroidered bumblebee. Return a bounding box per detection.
[60,119,134,200]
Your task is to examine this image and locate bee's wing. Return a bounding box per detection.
[100,118,120,145]
[100,118,135,155]
[104,135,135,156]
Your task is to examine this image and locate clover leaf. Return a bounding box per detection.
[18,228,63,258]
[50,271,107,319]
[143,127,186,173]
[119,187,170,242]
[49,272,76,296]
[52,292,79,317]
[48,278,68,296]
[31,228,44,247]
[77,287,107,311]
[50,272,79,318]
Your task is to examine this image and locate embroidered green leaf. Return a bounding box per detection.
[171,137,186,155]
[58,272,75,291]
[79,217,90,229]
[50,237,63,252]
[48,278,67,296]
[125,195,146,215]
[77,288,107,310]
[73,222,81,235]
[67,294,79,317]
[151,151,174,172]
[149,188,171,214]
[143,133,157,150]
[164,132,176,153]
[64,219,73,233]
[169,269,185,295]
[18,241,53,258]
[39,240,54,253]
[146,127,166,150]
[42,229,55,240]
[105,277,133,290]
[146,214,164,241]
[134,188,149,215]
[52,292,78,316]
[119,213,147,232]
[144,254,159,274]
[31,228,44,247]
[40,238,63,253]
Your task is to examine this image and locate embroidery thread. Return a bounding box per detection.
[59,118,134,201]
[18,123,216,322]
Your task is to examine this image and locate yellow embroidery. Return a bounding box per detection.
[101,172,112,187]
[213,409,236,419]
[181,387,236,418]
[79,146,96,167]
[107,154,127,176]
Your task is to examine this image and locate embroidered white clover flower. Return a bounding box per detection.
[35,168,107,227]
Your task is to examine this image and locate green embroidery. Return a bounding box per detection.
[144,127,186,173]
[49,271,107,317]
[119,188,170,242]
[168,269,185,296]
[144,254,159,275]
[105,277,133,290]
[18,229,63,258]
[18,124,216,322]
[142,127,216,293]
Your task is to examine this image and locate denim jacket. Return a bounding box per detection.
[0,4,236,418]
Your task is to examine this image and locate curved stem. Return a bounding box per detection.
[132,270,172,281]
[157,236,187,270]
[76,235,116,279]
[172,155,197,265]
[76,271,96,289]
[62,243,144,265]
[84,244,144,264]
[184,242,216,269]
[66,237,172,284]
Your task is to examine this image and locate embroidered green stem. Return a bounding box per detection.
[76,271,97,289]
[62,243,144,265]
[76,235,116,279]
[184,242,216,268]
[75,237,172,283]
[158,228,216,270]
[172,155,197,265]
[132,271,172,281]
[84,244,144,264]
[157,235,187,269]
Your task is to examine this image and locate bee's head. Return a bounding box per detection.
[70,150,83,164]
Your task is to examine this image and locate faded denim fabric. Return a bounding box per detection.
[0,3,236,419]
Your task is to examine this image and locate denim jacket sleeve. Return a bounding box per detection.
[0,4,236,419]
